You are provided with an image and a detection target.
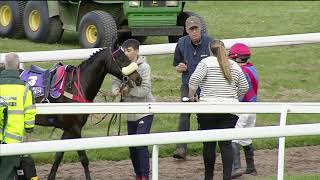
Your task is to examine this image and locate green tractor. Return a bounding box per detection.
[0,0,207,48]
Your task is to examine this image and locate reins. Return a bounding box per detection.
[93,81,128,136]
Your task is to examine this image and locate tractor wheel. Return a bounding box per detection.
[46,16,64,44]
[0,1,26,38]
[168,12,207,43]
[23,1,50,42]
[79,11,117,48]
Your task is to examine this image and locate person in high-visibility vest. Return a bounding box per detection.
[0,52,36,180]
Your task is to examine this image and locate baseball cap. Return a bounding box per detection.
[185,16,201,30]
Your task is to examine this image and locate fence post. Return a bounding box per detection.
[277,105,288,180]
[152,145,159,180]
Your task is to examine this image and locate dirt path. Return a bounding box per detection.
[36,146,320,180]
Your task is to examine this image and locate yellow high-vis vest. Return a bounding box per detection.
[0,84,36,143]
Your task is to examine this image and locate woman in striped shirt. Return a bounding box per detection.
[188,40,248,180]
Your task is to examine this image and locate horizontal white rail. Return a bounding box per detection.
[0,123,319,156]
[35,102,320,114]
[222,32,320,48]
[1,33,320,63]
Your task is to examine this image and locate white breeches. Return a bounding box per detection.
[232,114,256,146]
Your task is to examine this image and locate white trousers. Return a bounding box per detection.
[232,114,256,146]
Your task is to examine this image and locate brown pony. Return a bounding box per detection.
[30,47,142,180]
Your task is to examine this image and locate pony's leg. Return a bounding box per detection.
[48,151,64,180]
[77,150,91,180]
[74,124,91,180]
[47,131,70,180]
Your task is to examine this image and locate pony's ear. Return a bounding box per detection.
[112,48,124,60]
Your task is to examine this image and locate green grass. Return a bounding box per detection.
[1,1,320,167]
[260,174,320,180]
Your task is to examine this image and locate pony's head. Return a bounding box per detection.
[111,47,142,87]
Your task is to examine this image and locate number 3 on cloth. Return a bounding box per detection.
[27,76,37,86]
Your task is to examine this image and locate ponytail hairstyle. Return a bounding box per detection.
[210,40,232,82]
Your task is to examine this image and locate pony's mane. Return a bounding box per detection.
[77,48,109,68]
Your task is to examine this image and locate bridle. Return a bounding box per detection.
[110,47,132,85]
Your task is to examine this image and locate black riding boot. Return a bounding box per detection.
[243,144,257,175]
[231,142,243,178]
[203,142,215,180]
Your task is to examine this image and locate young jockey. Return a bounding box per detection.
[112,39,155,180]
[228,43,259,178]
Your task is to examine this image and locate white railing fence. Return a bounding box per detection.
[1,102,320,180]
[1,33,320,179]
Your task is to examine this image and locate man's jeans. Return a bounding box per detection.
[176,84,191,150]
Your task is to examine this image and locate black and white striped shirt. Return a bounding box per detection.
[189,56,249,102]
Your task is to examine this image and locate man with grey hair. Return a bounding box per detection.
[4,52,20,70]
[0,52,37,179]
[172,16,213,160]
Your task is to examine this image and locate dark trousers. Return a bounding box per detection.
[176,84,196,150]
[127,115,153,176]
[0,155,20,180]
[197,113,238,180]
